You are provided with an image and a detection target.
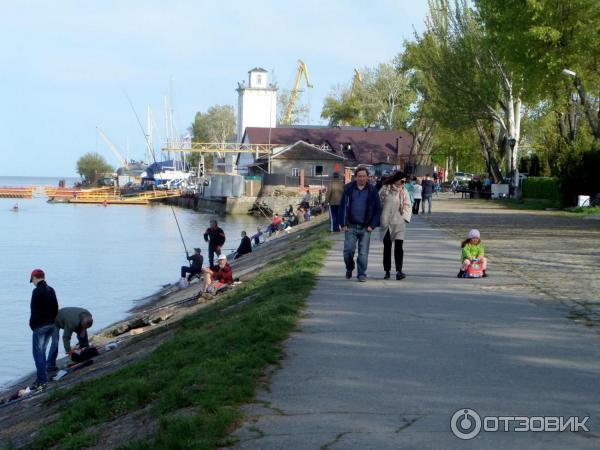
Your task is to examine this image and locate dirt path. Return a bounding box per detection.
[421,194,600,328]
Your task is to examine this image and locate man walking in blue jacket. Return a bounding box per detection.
[338,167,382,282]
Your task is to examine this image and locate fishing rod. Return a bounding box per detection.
[170,206,189,260]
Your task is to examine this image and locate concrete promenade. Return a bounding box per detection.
[231,216,600,449]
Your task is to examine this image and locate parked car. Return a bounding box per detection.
[453,171,473,182]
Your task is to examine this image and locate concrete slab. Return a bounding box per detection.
[230,216,600,449]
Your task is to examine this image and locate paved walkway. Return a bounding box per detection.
[231,217,600,449]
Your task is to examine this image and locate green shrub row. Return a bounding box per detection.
[522,177,561,203]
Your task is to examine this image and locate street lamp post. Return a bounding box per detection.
[508,137,517,196]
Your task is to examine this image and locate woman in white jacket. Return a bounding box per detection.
[379,171,412,280]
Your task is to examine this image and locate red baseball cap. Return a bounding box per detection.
[30,269,45,282]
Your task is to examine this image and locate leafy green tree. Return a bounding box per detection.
[189,104,236,169]
[76,153,114,183]
[320,61,414,130]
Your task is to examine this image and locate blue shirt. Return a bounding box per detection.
[349,187,369,225]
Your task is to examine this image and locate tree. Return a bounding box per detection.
[191,105,236,143]
[320,62,414,130]
[277,89,309,125]
[404,0,525,183]
[476,0,600,145]
[189,104,236,168]
[76,153,113,183]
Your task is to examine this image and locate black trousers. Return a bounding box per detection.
[412,199,421,214]
[383,230,404,273]
[181,266,201,279]
[208,245,221,267]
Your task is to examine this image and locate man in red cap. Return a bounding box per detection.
[29,269,59,390]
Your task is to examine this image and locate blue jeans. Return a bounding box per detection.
[422,194,432,213]
[329,205,340,231]
[32,324,59,384]
[343,224,371,277]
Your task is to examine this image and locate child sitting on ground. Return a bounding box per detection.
[457,229,488,278]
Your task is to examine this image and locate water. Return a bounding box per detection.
[0,176,263,388]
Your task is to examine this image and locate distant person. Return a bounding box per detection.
[181,248,204,281]
[268,214,281,237]
[412,178,422,215]
[297,208,305,224]
[203,219,226,267]
[421,174,434,214]
[338,166,382,282]
[451,178,459,193]
[379,171,412,280]
[203,254,233,293]
[54,307,93,357]
[12,203,19,212]
[302,188,312,209]
[234,231,252,259]
[251,226,264,246]
[29,269,59,390]
[457,229,488,278]
[325,172,344,232]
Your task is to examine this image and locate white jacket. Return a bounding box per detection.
[379,184,412,241]
[413,183,423,200]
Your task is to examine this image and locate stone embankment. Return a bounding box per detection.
[0,215,327,448]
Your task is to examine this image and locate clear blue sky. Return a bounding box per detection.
[0,0,428,177]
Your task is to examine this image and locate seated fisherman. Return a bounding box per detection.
[234,231,253,259]
[251,227,264,246]
[54,307,93,357]
[202,254,233,293]
[181,248,204,281]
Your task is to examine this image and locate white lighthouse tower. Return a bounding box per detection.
[236,68,277,142]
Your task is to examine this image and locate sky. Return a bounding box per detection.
[0,0,429,177]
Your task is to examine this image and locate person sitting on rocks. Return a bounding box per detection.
[181,248,204,281]
[234,231,252,259]
[202,254,233,293]
[251,227,264,246]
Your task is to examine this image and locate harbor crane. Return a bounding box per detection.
[96,127,128,169]
[350,68,362,98]
[282,59,313,125]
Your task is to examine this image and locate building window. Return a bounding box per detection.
[314,165,324,176]
[257,74,262,85]
[292,168,300,177]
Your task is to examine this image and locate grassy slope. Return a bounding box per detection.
[24,236,330,450]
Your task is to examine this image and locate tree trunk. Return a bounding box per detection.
[475,121,503,183]
[573,76,600,144]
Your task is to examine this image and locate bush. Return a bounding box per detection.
[522,177,560,204]
[559,148,600,206]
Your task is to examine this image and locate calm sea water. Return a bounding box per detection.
[0,176,262,388]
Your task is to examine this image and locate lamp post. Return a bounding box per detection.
[508,137,517,195]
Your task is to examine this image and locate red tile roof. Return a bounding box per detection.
[242,126,413,166]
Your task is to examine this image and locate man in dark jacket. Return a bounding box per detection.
[29,269,59,389]
[203,219,226,267]
[338,167,382,282]
[234,231,252,259]
[421,174,434,214]
[181,248,204,281]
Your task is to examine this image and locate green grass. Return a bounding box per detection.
[565,205,600,215]
[26,236,331,450]
[493,198,561,211]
